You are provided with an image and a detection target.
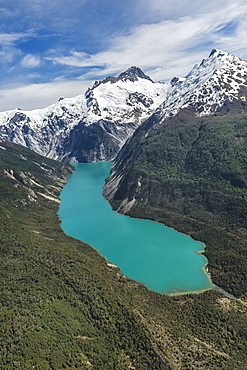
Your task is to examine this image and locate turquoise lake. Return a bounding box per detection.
[58,161,214,295]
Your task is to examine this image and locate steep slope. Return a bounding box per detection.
[154,49,247,122]
[103,50,247,298]
[104,49,247,203]
[0,139,247,369]
[0,67,167,163]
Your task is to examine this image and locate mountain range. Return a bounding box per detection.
[0,67,167,162]
[2,49,247,164]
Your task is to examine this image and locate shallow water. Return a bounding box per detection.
[58,161,214,294]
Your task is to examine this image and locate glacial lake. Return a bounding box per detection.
[58,161,214,295]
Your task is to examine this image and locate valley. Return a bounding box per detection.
[1,49,247,369]
[0,140,246,369]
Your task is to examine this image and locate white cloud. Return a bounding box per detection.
[0,32,35,67]
[0,45,22,65]
[47,0,247,81]
[21,54,41,68]
[0,32,33,46]
[48,51,96,68]
[0,80,91,112]
[215,18,247,56]
[139,0,247,22]
[2,0,247,110]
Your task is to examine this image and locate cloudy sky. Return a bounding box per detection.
[1,0,247,111]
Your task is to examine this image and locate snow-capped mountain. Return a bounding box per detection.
[0,67,168,163]
[1,49,247,163]
[155,49,247,123]
[103,49,247,204]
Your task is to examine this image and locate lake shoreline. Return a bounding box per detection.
[58,162,216,296]
[108,202,215,295]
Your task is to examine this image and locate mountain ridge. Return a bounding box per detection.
[151,49,247,126]
[1,49,247,164]
[0,66,167,163]
[92,66,154,88]
[103,49,247,202]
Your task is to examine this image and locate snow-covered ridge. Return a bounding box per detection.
[103,49,247,205]
[86,77,169,125]
[1,50,247,163]
[0,68,168,162]
[158,49,247,120]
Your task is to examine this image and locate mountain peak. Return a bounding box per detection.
[206,48,244,66]
[197,49,231,70]
[157,49,247,121]
[92,66,153,89]
[208,48,227,58]
[117,66,153,83]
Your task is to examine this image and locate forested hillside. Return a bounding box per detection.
[104,110,247,298]
[0,139,246,369]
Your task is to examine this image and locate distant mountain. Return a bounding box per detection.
[2,49,247,164]
[0,67,167,162]
[155,49,247,120]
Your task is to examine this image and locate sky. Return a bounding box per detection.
[1,0,247,111]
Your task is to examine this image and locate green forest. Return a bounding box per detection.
[0,139,247,369]
[111,112,247,299]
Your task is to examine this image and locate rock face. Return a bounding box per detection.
[103,49,247,204]
[0,67,167,163]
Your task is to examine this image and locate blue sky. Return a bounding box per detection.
[1,0,247,111]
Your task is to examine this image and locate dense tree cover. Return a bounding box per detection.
[110,111,247,298]
[0,139,246,369]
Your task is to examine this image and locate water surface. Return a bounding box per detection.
[58,162,213,294]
